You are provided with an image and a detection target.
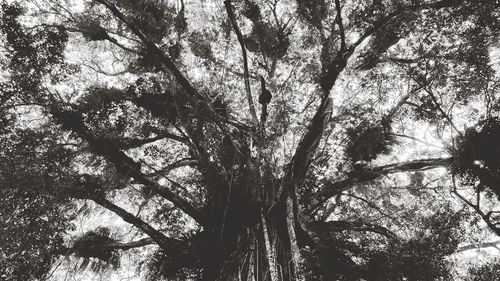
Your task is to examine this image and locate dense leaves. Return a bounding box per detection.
[452,118,500,197]
[466,261,500,281]
[72,227,120,270]
[0,129,75,281]
[296,0,327,28]
[345,119,396,162]
[365,207,465,281]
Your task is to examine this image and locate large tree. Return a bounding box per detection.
[1,0,500,280]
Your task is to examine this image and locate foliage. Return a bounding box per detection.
[116,0,179,42]
[145,247,201,281]
[75,15,109,41]
[188,31,214,61]
[451,118,500,198]
[302,235,363,281]
[0,128,75,280]
[365,206,466,281]
[1,3,68,98]
[466,260,500,281]
[296,0,327,28]
[72,227,120,270]
[0,0,499,280]
[241,1,291,60]
[345,119,396,162]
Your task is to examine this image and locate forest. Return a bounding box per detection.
[1,0,500,280]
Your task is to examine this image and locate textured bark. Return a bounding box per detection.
[92,196,184,253]
[286,196,304,281]
[260,211,279,281]
[276,97,333,202]
[313,157,453,206]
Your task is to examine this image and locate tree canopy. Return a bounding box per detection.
[1,0,500,280]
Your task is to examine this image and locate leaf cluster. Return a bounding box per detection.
[452,117,500,198]
[345,119,396,162]
[72,227,120,270]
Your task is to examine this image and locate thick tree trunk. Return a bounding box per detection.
[204,197,308,281]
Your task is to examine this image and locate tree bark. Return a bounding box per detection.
[260,211,279,281]
[313,157,453,206]
[224,0,259,124]
[286,195,304,281]
[92,196,184,254]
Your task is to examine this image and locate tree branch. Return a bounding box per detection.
[341,193,400,223]
[313,157,453,207]
[147,159,198,178]
[452,176,500,237]
[94,0,191,91]
[92,196,184,253]
[51,108,208,226]
[456,241,500,253]
[385,85,423,119]
[62,237,155,256]
[275,96,333,202]
[334,0,346,51]
[309,220,397,240]
[419,81,462,135]
[224,0,259,124]
[276,0,457,204]
[109,134,188,150]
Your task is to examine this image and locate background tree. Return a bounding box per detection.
[1,0,500,280]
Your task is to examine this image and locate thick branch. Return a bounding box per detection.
[51,108,208,226]
[92,196,183,253]
[110,134,187,150]
[148,159,198,178]
[275,96,333,202]
[309,220,397,240]
[277,0,456,202]
[96,144,208,226]
[456,241,500,253]
[313,157,453,206]
[334,0,346,51]
[102,237,155,250]
[94,0,199,98]
[224,0,259,124]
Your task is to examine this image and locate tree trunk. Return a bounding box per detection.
[286,195,305,281]
[261,210,279,281]
[201,194,308,281]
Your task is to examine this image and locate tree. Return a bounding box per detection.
[1,0,500,280]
